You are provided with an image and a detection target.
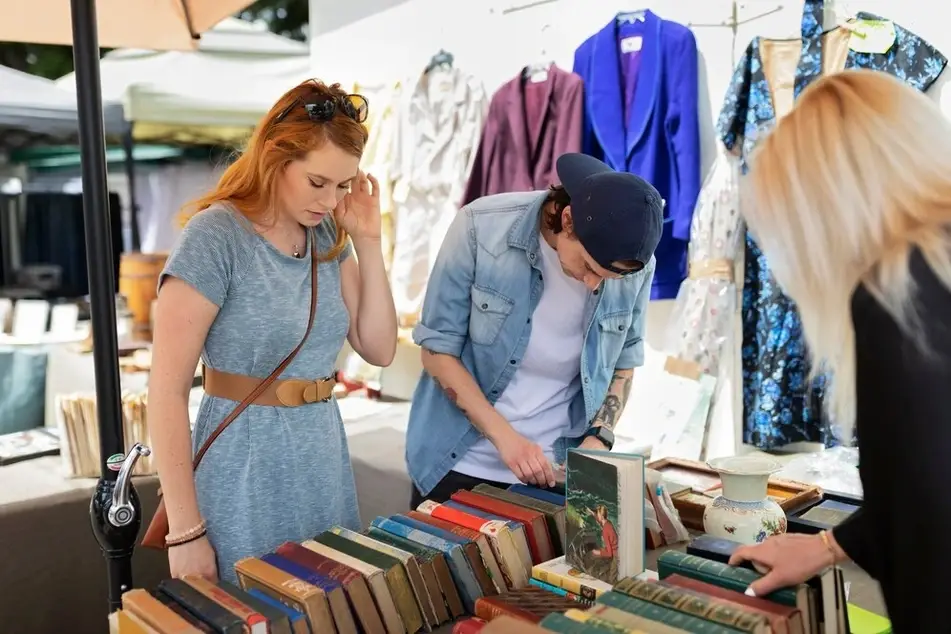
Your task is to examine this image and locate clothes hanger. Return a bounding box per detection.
[425,49,454,74]
[824,6,865,37]
[523,24,553,82]
[616,9,646,24]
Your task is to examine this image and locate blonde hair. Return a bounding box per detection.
[745,69,951,440]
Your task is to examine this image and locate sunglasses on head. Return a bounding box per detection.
[274,93,369,125]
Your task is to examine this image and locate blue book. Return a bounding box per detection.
[260,553,356,634]
[370,515,482,613]
[246,588,309,633]
[508,483,566,506]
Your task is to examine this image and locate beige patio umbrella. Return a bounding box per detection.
[1,0,256,50]
[0,0,257,613]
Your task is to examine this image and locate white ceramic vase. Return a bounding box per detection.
[702,456,787,545]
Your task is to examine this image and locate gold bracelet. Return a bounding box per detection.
[166,520,206,546]
[819,530,838,567]
[167,527,208,548]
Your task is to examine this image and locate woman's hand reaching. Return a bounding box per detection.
[728,532,842,596]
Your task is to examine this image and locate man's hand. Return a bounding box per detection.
[492,427,557,487]
[579,434,608,452]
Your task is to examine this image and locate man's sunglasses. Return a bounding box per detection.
[274,93,369,125]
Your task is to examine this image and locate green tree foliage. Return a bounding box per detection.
[0,0,308,79]
[239,0,309,42]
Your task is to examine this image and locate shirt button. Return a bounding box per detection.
[618,325,624,331]
[593,289,599,295]
[526,318,531,323]
[481,303,488,309]
[451,452,457,459]
[510,360,516,365]
[491,389,498,394]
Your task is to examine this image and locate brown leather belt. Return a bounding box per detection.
[202,366,336,407]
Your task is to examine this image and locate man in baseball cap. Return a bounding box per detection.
[405,153,662,507]
[552,152,664,283]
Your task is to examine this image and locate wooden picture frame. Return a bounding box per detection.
[648,457,823,531]
[787,490,863,534]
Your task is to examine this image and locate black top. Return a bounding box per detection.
[833,250,951,632]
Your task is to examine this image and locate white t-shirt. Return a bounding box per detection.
[453,235,590,482]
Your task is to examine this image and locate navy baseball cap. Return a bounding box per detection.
[555,153,664,274]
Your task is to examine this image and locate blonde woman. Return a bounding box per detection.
[728,69,951,632]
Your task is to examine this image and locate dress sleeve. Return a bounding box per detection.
[159,206,252,307]
[856,16,948,94]
[831,506,879,579]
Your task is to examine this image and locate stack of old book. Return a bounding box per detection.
[56,390,153,477]
[107,443,857,633]
[108,542,853,633]
[475,547,851,633]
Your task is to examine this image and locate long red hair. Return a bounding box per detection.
[182,80,368,261]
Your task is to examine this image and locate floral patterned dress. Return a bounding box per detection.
[716,0,947,449]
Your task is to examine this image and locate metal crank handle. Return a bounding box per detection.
[108,443,152,528]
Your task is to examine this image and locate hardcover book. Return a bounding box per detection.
[565,449,645,584]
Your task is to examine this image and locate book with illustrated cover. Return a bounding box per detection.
[565,449,645,585]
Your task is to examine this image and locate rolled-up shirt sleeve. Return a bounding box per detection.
[412,206,476,357]
[615,257,655,370]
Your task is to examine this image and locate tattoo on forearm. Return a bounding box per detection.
[594,394,623,430]
[433,376,467,416]
[594,372,633,431]
[616,371,633,402]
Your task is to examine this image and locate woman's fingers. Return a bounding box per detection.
[366,173,381,198]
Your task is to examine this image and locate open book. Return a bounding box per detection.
[565,449,645,584]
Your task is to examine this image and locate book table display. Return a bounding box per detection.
[108,454,887,634]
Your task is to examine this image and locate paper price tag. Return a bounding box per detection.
[848,19,896,55]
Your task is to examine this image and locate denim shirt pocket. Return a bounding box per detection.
[469,285,515,345]
[597,310,633,369]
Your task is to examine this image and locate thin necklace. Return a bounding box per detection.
[292,230,306,258]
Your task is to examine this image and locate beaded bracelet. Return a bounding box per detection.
[167,527,208,548]
[166,520,206,547]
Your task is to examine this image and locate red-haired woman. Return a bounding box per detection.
[148,80,398,581]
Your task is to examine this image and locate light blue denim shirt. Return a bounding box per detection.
[406,191,655,495]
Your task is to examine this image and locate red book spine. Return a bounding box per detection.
[451,617,487,634]
[451,490,547,563]
[275,541,361,583]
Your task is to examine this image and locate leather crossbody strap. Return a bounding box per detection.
[191,232,319,469]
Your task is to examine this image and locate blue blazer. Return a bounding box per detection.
[573,11,700,299]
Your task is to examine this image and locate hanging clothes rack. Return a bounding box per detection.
[689,1,785,66]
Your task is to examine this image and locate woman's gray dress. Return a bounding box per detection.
[160,204,361,583]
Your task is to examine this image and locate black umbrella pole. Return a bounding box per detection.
[70,0,143,613]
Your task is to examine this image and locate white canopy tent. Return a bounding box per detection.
[55,18,313,144]
[0,65,126,147]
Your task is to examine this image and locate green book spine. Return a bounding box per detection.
[538,613,605,633]
[597,591,745,633]
[615,577,768,632]
[657,551,798,607]
[315,531,399,571]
